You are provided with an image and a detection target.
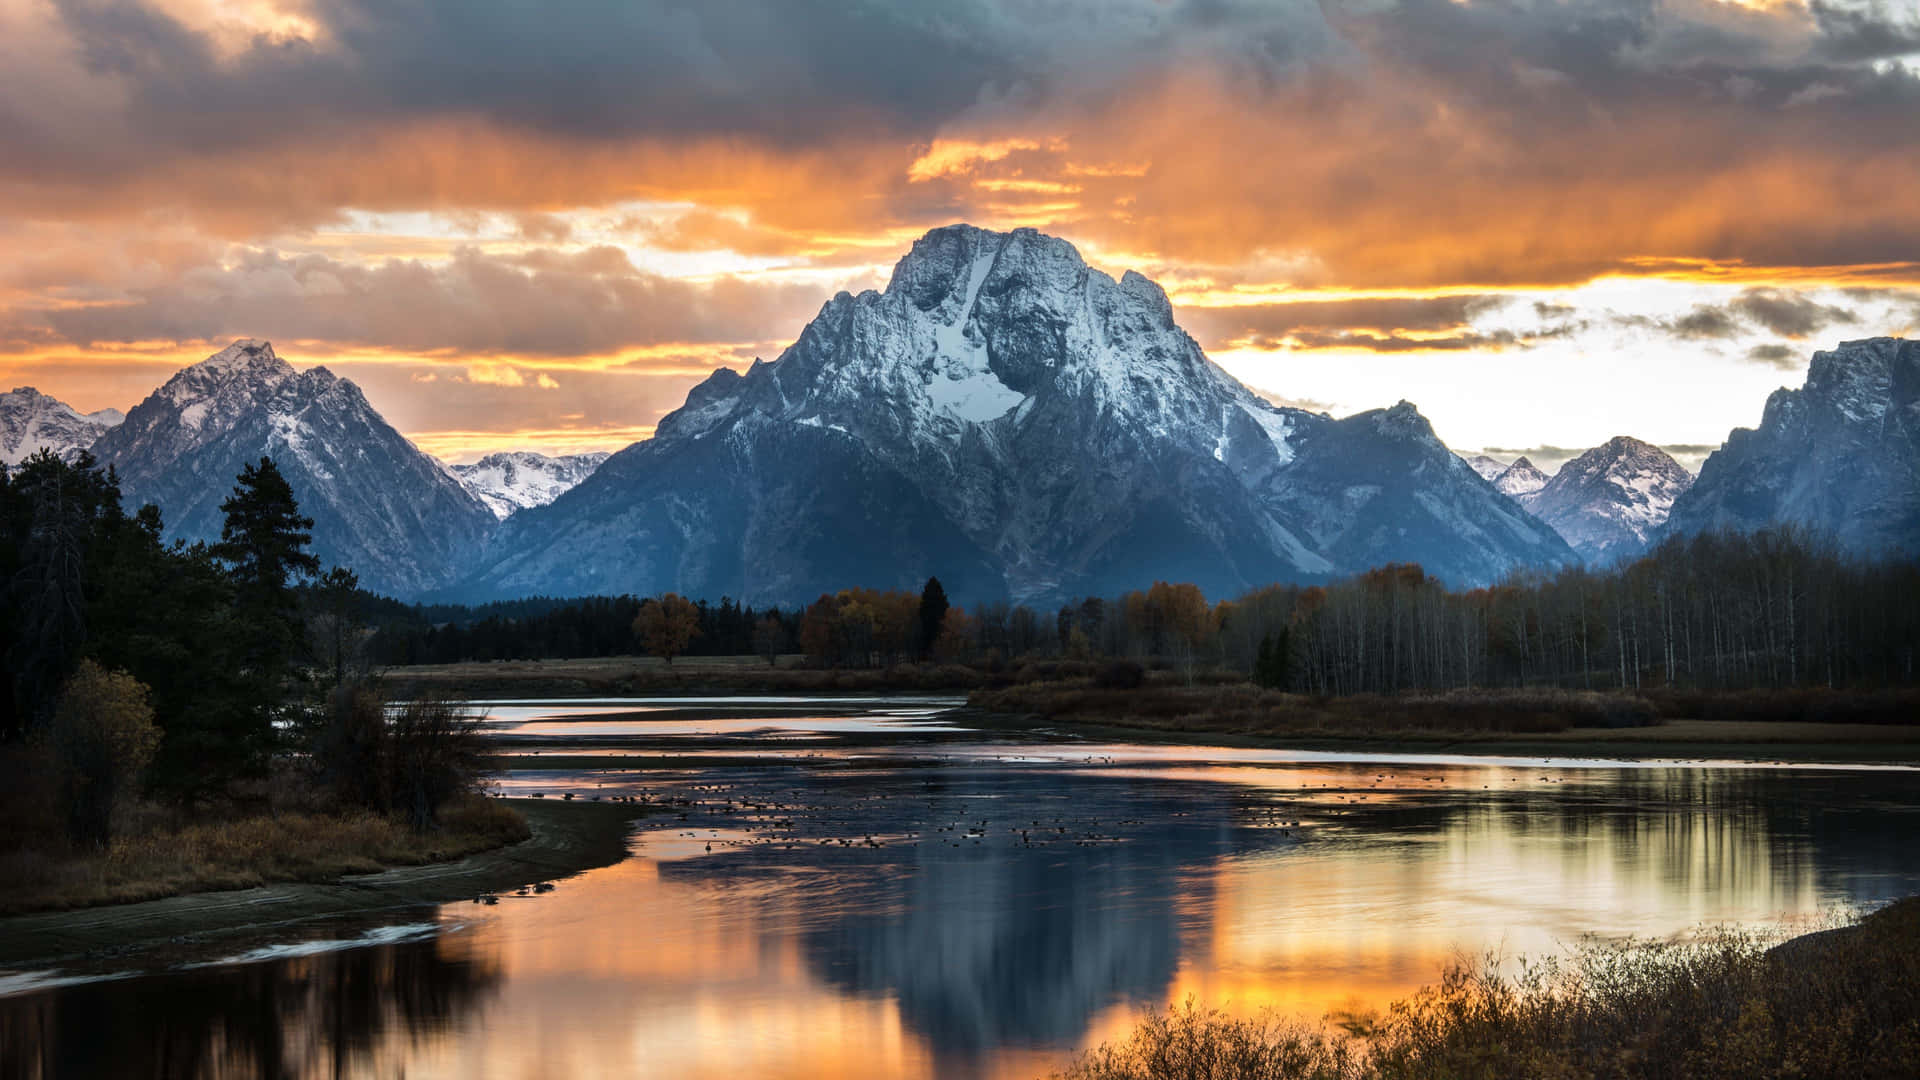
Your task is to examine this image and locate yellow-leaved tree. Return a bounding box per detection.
[634,593,702,666]
[48,660,161,849]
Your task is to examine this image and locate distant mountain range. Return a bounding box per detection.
[0,387,123,465]
[9,229,1914,602]
[449,451,612,520]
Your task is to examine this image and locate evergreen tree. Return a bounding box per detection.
[918,577,950,658]
[205,457,320,786]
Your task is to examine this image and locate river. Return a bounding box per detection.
[5,695,1918,1079]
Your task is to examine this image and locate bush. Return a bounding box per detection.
[315,684,495,829]
[45,661,161,849]
[1095,660,1146,690]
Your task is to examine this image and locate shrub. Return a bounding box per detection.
[1095,660,1146,690]
[314,684,494,829]
[45,661,161,849]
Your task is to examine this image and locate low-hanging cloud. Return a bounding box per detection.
[40,246,841,357]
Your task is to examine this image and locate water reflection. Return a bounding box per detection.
[0,926,499,1079]
[3,698,1918,1080]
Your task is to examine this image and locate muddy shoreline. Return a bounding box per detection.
[0,799,642,972]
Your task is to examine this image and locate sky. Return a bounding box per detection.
[2,0,1918,469]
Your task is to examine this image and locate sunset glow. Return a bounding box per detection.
[3,0,1918,463]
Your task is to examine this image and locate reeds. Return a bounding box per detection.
[1055,897,1920,1079]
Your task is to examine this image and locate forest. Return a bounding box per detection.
[372,529,1920,695]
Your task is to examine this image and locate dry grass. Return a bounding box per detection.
[0,794,529,916]
[1055,897,1920,1080]
[1640,687,1920,725]
[973,683,1660,736]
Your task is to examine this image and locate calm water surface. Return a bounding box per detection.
[5,695,1919,1079]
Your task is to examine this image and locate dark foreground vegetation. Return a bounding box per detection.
[0,452,516,915]
[1054,897,1920,1080]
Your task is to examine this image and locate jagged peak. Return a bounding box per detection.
[196,338,282,371]
[1372,400,1435,441]
[1508,455,1538,470]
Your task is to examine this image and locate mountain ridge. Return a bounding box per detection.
[91,340,496,596]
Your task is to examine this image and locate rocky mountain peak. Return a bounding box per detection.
[92,341,495,596]
[1493,457,1550,498]
[1524,437,1692,563]
[465,224,1574,604]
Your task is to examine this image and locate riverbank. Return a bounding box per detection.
[1054,895,1920,1080]
[969,684,1920,765]
[0,798,641,971]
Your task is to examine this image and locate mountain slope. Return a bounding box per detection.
[463,226,1572,604]
[91,340,496,596]
[450,450,611,519]
[1663,337,1920,557]
[1522,436,1693,563]
[0,387,123,465]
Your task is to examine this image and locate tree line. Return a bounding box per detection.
[358,528,1918,694]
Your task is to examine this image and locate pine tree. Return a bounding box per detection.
[207,457,320,785]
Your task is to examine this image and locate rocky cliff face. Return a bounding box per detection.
[462,226,1572,604]
[0,387,123,465]
[91,340,496,596]
[1522,437,1693,563]
[1663,337,1920,558]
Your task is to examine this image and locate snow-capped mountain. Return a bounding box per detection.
[91,340,496,596]
[461,225,1572,604]
[0,387,123,466]
[1463,454,1509,482]
[450,450,611,519]
[1664,338,1920,558]
[1521,437,1693,563]
[1493,457,1550,498]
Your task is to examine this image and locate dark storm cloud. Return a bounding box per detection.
[1745,343,1802,369]
[1809,0,1920,63]
[40,246,836,356]
[1182,294,1509,342]
[29,0,1332,160]
[1729,288,1858,338]
[1654,288,1859,344]
[1670,306,1741,340]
